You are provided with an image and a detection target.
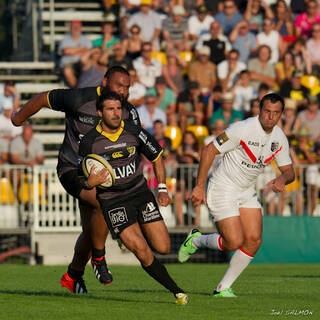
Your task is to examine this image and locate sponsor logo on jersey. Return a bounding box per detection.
[114,162,136,179]
[142,201,160,222]
[248,141,259,147]
[271,142,279,152]
[112,151,124,159]
[241,160,265,169]
[104,143,127,150]
[78,114,96,125]
[127,146,135,156]
[216,132,229,146]
[139,131,148,143]
[146,141,157,154]
[108,207,128,228]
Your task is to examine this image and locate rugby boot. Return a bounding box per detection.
[61,272,87,294]
[91,256,113,284]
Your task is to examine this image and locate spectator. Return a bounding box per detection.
[244,97,260,118]
[295,0,320,39]
[206,85,223,122]
[214,0,242,37]
[0,137,8,164]
[275,51,295,86]
[279,70,309,108]
[153,119,174,162]
[217,49,246,91]
[0,80,20,113]
[188,5,215,41]
[229,20,257,63]
[273,0,294,38]
[128,68,146,107]
[256,18,283,64]
[101,41,133,70]
[146,76,176,116]
[126,0,162,50]
[288,38,311,74]
[209,91,244,126]
[188,46,217,96]
[176,130,201,226]
[290,127,317,215]
[10,125,44,166]
[204,119,226,145]
[248,44,276,91]
[278,98,297,139]
[306,23,320,77]
[197,21,231,65]
[0,100,22,141]
[137,93,167,134]
[92,20,119,50]
[257,83,270,100]
[177,81,205,133]
[162,48,186,96]
[76,48,106,88]
[232,70,258,113]
[58,20,92,88]
[122,24,144,60]
[244,0,274,35]
[133,41,162,88]
[293,95,320,142]
[162,5,190,51]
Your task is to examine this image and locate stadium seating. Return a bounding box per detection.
[0,178,15,205]
[164,125,182,150]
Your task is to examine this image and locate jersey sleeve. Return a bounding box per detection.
[124,121,163,162]
[213,121,243,154]
[126,102,142,126]
[48,87,97,112]
[275,131,292,167]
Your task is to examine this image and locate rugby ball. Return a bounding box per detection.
[82,154,115,188]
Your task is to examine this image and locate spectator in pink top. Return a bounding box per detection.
[295,0,320,39]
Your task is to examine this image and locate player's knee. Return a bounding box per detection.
[224,237,244,251]
[156,242,170,255]
[246,235,262,249]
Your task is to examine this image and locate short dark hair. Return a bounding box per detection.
[259,93,285,111]
[4,80,15,86]
[96,89,122,112]
[104,66,129,81]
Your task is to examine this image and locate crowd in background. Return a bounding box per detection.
[1,0,320,221]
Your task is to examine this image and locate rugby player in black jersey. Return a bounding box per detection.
[79,90,188,305]
[11,66,140,293]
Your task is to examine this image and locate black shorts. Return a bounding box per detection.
[99,189,163,239]
[58,169,83,199]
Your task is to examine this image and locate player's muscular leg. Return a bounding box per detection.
[79,188,108,250]
[216,216,244,251]
[120,223,154,266]
[141,221,170,255]
[239,208,262,256]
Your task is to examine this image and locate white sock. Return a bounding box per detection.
[216,248,254,292]
[191,233,224,251]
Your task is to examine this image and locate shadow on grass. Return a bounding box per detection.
[0,289,174,304]
[281,275,320,279]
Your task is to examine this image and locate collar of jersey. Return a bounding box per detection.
[96,120,124,142]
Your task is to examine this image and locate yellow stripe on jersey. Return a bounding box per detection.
[152,149,163,162]
[46,91,52,109]
[96,120,124,142]
[97,86,101,96]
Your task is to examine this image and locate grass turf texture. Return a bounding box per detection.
[0,264,318,320]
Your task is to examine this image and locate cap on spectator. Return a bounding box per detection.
[198,46,211,56]
[221,92,234,102]
[140,0,152,5]
[71,20,82,26]
[155,76,166,85]
[292,70,304,78]
[307,94,319,104]
[284,98,297,110]
[197,5,208,13]
[188,81,199,89]
[172,5,186,15]
[297,127,310,136]
[3,99,13,110]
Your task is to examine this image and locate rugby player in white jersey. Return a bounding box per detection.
[178,93,295,297]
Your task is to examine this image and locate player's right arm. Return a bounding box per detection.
[191,142,220,207]
[12,91,49,126]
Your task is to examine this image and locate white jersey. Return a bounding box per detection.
[212,116,292,189]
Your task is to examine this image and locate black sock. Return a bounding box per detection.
[92,247,105,259]
[142,257,184,295]
[67,264,84,280]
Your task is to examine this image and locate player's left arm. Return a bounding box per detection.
[266,164,295,193]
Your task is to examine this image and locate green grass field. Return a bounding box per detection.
[0,263,318,320]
